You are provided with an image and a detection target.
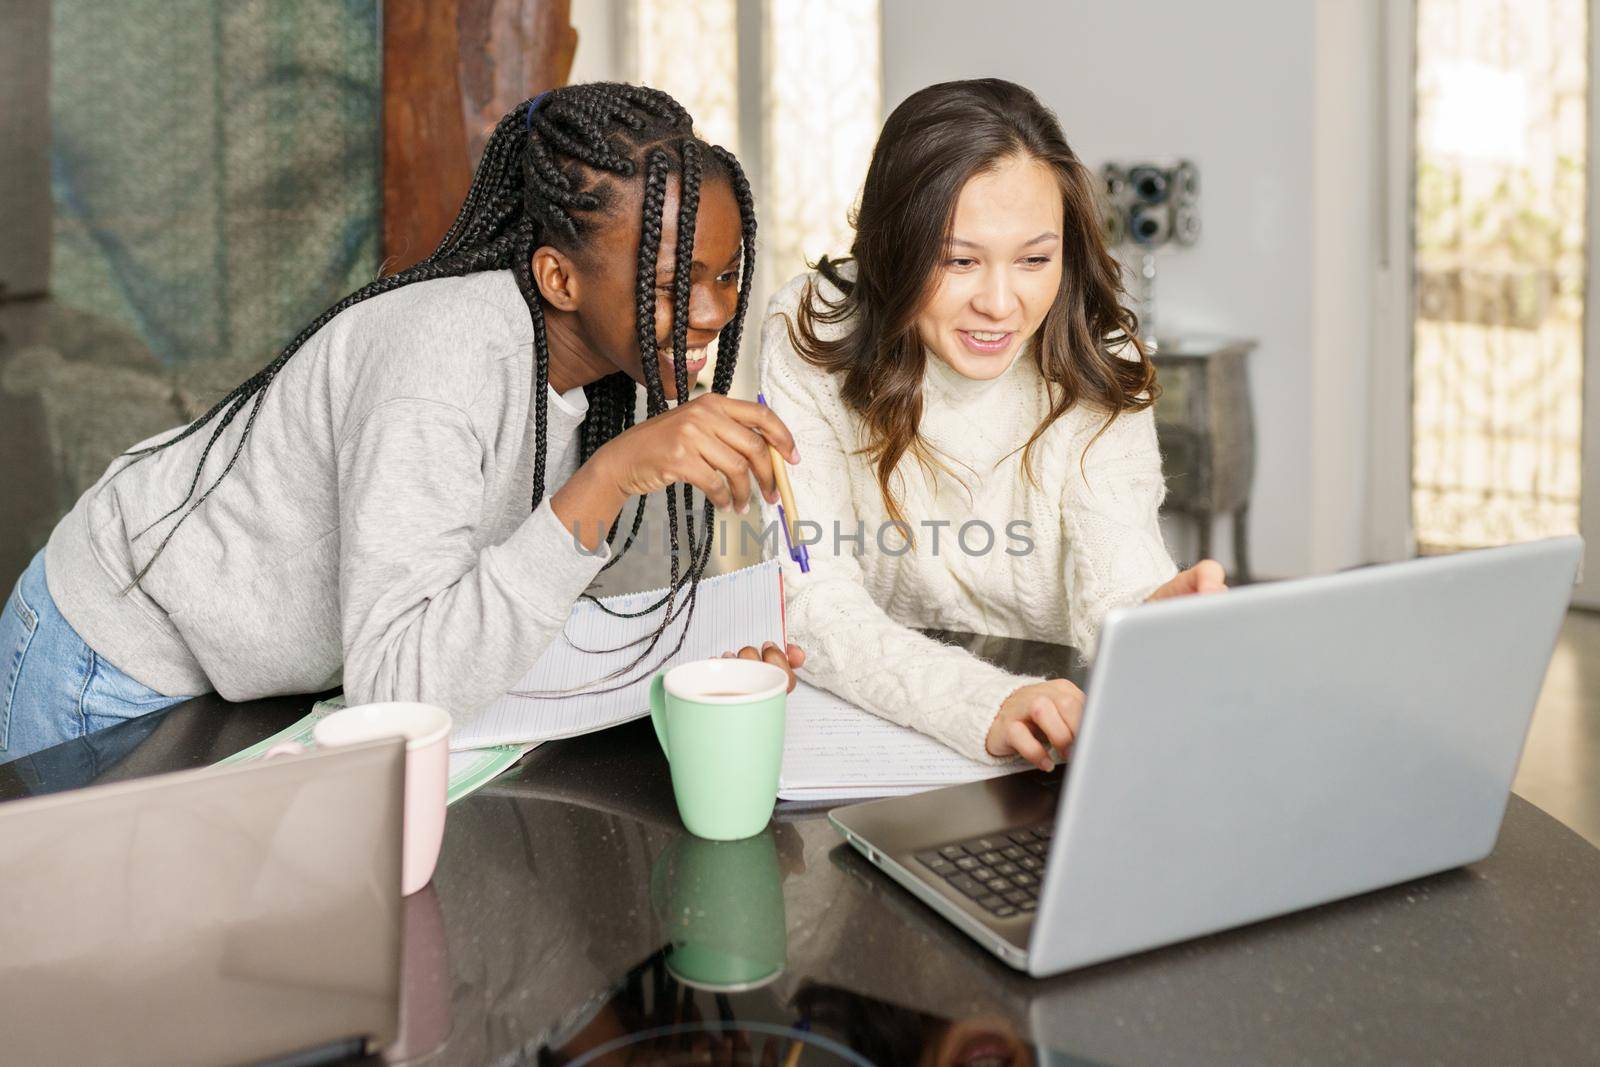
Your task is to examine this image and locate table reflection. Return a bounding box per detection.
[536,949,1053,1067]
[5,637,1599,1066]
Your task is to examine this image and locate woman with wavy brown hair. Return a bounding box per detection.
[760,78,1224,772]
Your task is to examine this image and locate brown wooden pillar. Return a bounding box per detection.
[382,0,578,272]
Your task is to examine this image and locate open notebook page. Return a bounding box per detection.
[451,561,785,750]
[778,681,1022,801]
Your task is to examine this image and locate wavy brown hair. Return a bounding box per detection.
[786,78,1157,523]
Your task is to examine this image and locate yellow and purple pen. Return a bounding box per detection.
[756,391,810,573]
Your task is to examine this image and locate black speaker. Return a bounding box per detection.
[1098,159,1200,253]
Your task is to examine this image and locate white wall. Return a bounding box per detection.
[882,0,1379,578]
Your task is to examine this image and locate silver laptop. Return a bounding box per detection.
[0,738,407,1065]
[831,536,1583,976]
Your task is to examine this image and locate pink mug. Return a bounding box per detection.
[269,702,452,896]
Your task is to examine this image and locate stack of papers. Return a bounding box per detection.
[454,559,1022,801]
[452,561,786,749]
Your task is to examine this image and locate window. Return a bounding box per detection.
[627,0,883,387]
[1411,0,1587,550]
[628,0,741,153]
[763,0,882,296]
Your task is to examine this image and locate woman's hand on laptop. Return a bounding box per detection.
[987,680,1084,772]
[1147,559,1228,601]
[720,641,806,692]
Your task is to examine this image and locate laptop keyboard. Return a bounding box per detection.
[913,822,1053,919]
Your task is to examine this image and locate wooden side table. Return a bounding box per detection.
[1149,336,1258,582]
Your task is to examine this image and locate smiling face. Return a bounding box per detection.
[567,172,745,401]
[912,154,1065,381]
[922,1015,1036,1067]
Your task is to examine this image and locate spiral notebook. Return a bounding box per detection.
[450,561,787,750]
[451,558,1020,800]
[778,682,1021,802]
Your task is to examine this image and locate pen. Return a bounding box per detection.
[756,392,810,573]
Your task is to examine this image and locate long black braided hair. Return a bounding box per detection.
[114,82,758,675]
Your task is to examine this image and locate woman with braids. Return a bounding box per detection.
[761,79,1224,774]
[0,83,803,763]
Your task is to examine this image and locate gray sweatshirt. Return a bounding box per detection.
[46,270,611,715]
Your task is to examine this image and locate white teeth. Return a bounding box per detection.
[968,330,1007,342]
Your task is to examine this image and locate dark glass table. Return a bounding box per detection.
[4,634,1600,1065]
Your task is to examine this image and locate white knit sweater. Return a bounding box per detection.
[759,269,1179,763]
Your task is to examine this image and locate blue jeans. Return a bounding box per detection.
[1,550,187,765]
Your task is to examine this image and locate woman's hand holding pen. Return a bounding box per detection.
[601,393,800,509]
[551,394,799,549]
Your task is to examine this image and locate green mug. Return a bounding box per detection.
[649,658,788,840]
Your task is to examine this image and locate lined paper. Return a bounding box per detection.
[778,682,1022,801]
[451,561,785,750]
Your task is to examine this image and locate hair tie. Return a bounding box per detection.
[525,91,552,130]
